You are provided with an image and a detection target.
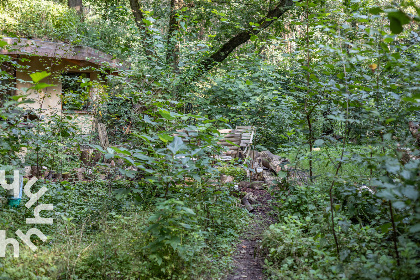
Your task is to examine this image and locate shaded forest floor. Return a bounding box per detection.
[226,186,277,280]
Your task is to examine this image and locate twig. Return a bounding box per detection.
[388,200,401,266]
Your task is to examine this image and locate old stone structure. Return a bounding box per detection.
[0,37,128,133]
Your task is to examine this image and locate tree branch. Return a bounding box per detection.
[180,0,294,88]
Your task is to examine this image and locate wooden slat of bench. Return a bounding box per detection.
[236,126,253,129]
[223,133,242,138]
[227,146,239,150]
[220,140,241,145]
[218,143,240,147]
[218,129,233,134]
[219,139,241,143]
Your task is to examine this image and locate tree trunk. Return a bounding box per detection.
[80,150,89,165]
[68,0,83,15]
[129,0,154,56]
[97,122,109,149]
[166,0,183,71]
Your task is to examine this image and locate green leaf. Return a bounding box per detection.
[380,223,391,233]
[61,130,70,137]
[250,35,258,42]
[385,159,400,173]
[385,118,396,124]
[30,71,51,83]
[402,186,418,201]
[111,147,131,156]
[389,17,403,34]
[314,139,324,147]
[384,37,394,43]
[144,115,157,125]
[159,110,176,120]
[0,40,7,48]
[392,201,406,209]
[377,189,395,200]
[168,137,185,154]
[158,133,174,143]
[369,7,383,15]
[388,10,411,25]
[105,153,114,160]
[182,207,196,215]
[32,83,55,90]
[166,236,181,250]
[409,223,420,233]
[277,170,287,178]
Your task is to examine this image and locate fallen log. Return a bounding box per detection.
[260,150,288,174]
[263,170,278,186]
[241,196,254,212]
[245,192,258,204]
[62,173,70,181]
[239,181,264,190]
[249,150,260,160]
[251,181,265,189]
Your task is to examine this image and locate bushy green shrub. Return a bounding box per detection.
[218,165,247,182]
[0,0,137,57]
[263,215,420,279]
[0,0,79,42]
[264,182,420,280]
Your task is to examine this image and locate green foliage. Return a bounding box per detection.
[143,199,203,275]
[0,0,79,41]
[264,183,420,279]
[218,165,247,182]
[0,0,137,57]
[1,0,420,279]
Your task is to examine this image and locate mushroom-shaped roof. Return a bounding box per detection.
[1,37,129,70]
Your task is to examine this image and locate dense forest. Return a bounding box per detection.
[0,0,419,279]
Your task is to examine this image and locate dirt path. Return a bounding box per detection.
[226,187,276,280]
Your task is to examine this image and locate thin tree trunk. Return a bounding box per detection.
[129,0,154,56]
[305,0,313,181]
[389,200,401,266]
[68,0,83,15]
[307,114,313,181]
[166,0,183,72]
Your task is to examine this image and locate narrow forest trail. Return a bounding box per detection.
[226,186,276,280]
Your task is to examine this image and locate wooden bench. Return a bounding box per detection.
[218,126,255,160]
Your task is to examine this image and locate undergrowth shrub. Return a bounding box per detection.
[0,0,136,57]
[264,182,420,280]
[0,0,79,41]
[218,166,247,182]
